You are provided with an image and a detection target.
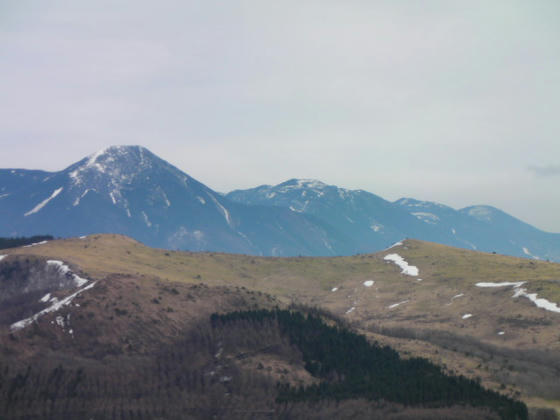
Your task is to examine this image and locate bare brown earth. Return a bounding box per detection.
[1,234,559,418]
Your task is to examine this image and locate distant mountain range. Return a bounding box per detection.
[1,145,559,261]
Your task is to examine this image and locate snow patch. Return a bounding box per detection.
[522,246,541,260]
[39,293,51,303]
[87,148,108,171]
[384,253,419,276]
[196,196,206,205]
[476,281,560,313]
[109,192,117,204]
[513,287,560,313]
[207,193,233,227]
[411,212,440,224]
[445,293,464,306]
[0,255,6,261]
[47,260,89,287]
[370,224,383,232]
[363,280,374,287]
[345,306,355,314]
[388,300,409,309]
[462,313,472,319]
[466,241,478,250]
[498,331,505,335]
[10,282,95,331]
[331,287,338,292]
[23,240,48,248]
[73,188,93,206]
[475,281,525,288]
[384,241,403,250]
[79,235,87,239]
[295,179,326,190]
[162,191,171,207]
[24,187,63,216]
[141,211,152,228]
[467,206,492,222]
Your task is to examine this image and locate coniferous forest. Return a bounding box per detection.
[211,309,528,420]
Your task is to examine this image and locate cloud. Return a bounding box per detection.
[528,165,560,177]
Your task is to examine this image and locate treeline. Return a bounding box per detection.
[211,309,528,420]
[0,235,53,250]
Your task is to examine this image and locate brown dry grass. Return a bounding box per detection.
[6,233,560,414]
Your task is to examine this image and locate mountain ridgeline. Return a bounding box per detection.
[1,145,558,261]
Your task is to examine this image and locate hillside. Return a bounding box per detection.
[1,235,559,418]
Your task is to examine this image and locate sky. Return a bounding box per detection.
[1,1,560,232]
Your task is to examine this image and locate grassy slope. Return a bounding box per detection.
[5,234,560,414]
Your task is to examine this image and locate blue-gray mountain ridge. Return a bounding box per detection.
[1,145,558,261]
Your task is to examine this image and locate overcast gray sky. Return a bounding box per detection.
[1,1,560,232]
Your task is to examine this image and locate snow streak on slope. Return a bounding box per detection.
[47,260,89,287]
[10,282,96,331]
[73,189,93,206]
[383,241,403,251]
[476,282,525,288]
[383,254,419,276]
[388,300,409,309]
[513,287,560,313]
[24,187,63,216]
[522,247,541,260]
[411,212,440,224]
[23,241,48,248]
[476,282,560,313]
[207,192,233,228]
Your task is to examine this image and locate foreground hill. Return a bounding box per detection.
[1,235,559,418]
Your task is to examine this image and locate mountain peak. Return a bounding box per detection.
[395,197,453,211]
[67,145,159,185]
[461,205,499,222]
[85,145,151,169]
[280,178,328,190]
[88,144,142,160]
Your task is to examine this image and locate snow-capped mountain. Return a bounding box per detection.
[2,146,559,261]
[227,179,434,252]
[229,182,560,262]
[0,146,351,256]
[394,198,560,261]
